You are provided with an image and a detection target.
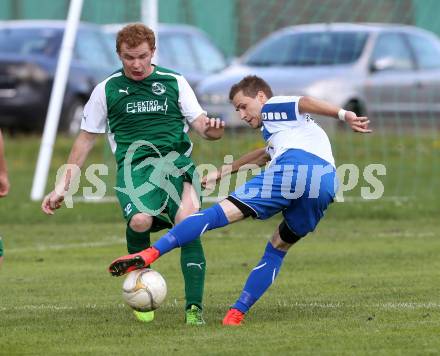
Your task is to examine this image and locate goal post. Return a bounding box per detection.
[141,0,159,64]
[30,0,159,201]
[30,0,84,201]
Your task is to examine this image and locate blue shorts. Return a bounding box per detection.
[229,149,338,237]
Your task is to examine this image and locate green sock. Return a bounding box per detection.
[126,225,151,254]
[180,238,206,310]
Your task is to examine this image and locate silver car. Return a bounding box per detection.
[197,23,440,126]
[0,20,119,134]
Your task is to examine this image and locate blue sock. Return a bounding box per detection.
[233,242,287,313]
[153,204,229,255]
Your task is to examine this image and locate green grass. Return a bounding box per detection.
[0,132,439,355]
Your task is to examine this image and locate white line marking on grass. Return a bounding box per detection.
[282,302,440,310]
[7,237,125,253]
[0,303,128,312]
[341,196,411,203]
[377,231,435,238]
[377,302,440,309]
[0,305,74,311]
[2,301,439,313]
[6,233,269,254]
[290,302,343,308]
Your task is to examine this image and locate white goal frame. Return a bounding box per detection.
[30,0,84,201]
[30,0,158,201]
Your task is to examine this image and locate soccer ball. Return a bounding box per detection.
[122,268,167,312]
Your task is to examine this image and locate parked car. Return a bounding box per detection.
[0,20,119,134]
[102,23,227,87]
[197,23,440,126]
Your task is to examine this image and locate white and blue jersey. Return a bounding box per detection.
[261,96,335,167]
[229,96,338,237]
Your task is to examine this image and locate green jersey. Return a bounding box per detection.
[81,65,205,167]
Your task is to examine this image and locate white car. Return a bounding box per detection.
[197,23,440,126]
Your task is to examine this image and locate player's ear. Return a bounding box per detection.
[256,91,267,104]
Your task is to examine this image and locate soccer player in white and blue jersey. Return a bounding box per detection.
[108,75,371,325]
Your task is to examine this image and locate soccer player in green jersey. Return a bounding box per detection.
[0,128,10,268]
[41,24,225,324]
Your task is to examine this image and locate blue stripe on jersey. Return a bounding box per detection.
[261,127,271,141]
[261,102,297,122]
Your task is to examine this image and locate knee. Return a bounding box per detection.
[271,221,303,251]
[129,213,153,232]
[270,235,291,251]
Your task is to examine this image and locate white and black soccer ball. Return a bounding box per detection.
[122,268,167,312]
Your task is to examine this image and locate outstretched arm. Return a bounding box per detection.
[0,129,9,198]
[298,96,372,133]
[189,114,225,140]
[41,130,98,215]
[202,147,270,188]
[229,147,270,171]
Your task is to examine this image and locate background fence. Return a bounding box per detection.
[0,0,439,201]
[1,0,440,57]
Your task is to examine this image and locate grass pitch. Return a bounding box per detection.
[0,132,439,355]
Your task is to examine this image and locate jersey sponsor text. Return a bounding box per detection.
[126,98,168,114]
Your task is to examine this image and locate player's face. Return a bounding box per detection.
[119,41,156,81]
[232,90,266,128]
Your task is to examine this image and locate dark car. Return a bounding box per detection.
[0,20,119,134]
[197,23,440,126]
[103,23,227,87]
